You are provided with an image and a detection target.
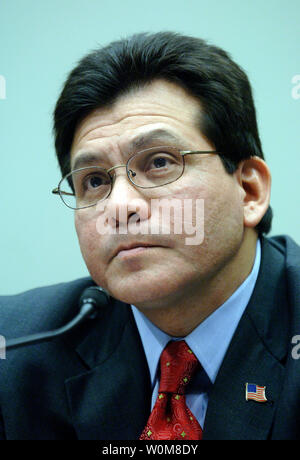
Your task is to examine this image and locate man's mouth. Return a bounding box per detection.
[112,242,161,260]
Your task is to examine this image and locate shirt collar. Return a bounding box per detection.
[131,239,261,386]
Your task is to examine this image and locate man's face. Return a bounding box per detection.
[71,80,245,309]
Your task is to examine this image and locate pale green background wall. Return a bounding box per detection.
[0,0,299,295]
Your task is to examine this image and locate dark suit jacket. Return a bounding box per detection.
[0,235,300,440]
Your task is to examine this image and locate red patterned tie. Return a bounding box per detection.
[140,340,203,440]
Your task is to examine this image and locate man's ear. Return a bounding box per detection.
[235,156,271,228]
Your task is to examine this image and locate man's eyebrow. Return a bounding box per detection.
[72,153,102,171]
[71,129,185,170]
[128,129,184,150]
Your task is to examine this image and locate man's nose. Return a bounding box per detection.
[104,172,150,228]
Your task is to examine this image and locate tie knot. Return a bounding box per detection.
[159,340,199,394]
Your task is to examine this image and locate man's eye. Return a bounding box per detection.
[152,157,168,168]
[87,175,103,188]
[146,154,175,171]
[82,173,108,191]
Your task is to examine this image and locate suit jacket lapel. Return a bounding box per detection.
[203,237,289,440]
[64,299,151,440]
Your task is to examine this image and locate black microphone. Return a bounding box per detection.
[4,286,110,351]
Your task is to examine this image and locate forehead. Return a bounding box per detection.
[70,79,206,164]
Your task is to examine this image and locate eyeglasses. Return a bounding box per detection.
[52,146,219,210]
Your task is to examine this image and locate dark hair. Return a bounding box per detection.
[53,31,272,233]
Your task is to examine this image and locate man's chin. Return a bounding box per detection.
[91,265,192,308]
[109,288,162,307]
[105,280,173,308]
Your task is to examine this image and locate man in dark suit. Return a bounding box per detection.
[0,32,300,440]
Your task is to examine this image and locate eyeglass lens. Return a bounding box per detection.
[59,147,184,209]
[61,167,111,209]
[127,146,183,188]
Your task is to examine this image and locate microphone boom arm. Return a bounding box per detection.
[4,286,109,351]
[5,302,95,350]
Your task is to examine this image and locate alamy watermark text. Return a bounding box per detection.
[0,75,6,100]
[292,75,300,100]
[95,198,204,245]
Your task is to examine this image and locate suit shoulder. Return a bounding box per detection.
[264,234,300,318]
[265,234,300,267]
[0,277,95,338]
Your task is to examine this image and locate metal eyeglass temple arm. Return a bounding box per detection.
[52,187,74,196]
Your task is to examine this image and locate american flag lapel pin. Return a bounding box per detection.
[245,383,268,402]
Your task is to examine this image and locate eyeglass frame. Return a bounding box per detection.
[52,147,220,210]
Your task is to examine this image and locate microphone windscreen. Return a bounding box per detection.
[79,286,110,312]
